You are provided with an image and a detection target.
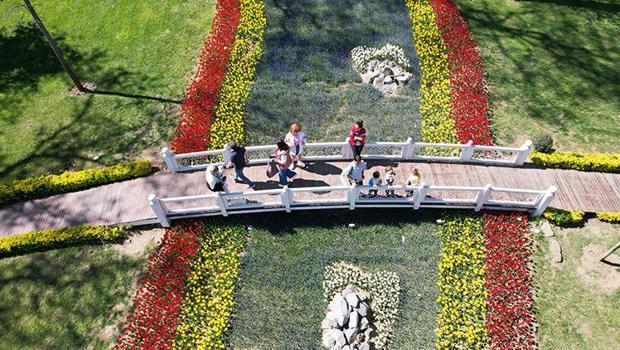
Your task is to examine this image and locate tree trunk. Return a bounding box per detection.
[23,0,89,92]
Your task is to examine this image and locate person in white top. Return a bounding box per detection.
[341,154,366,185]
[205,165,229,192]
[367,171,383,198]
[384,166,397,197]
[284,123,308,168]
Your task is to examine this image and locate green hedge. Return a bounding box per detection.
[0,225,127,257]
[597,212,620,224]
[543,208,585,227]
[531,150,620,173]
[0,161,153,206]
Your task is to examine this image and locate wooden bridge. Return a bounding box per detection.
[1,150,619,236]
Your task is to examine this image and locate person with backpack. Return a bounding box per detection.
[225,140,256,189]
[273,140,297,187]
[348,120,367,157]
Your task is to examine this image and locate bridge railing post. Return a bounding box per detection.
[401,137,415,160]
[215,192,228,217]
[149,194,171,227]
[413,183,430,209]
[347,184,359,210]
[514,140,533,166]
[162,147,180,172]
[531,185,557,217]
[342,138,353,160]
[460,140,475,162]
[281,186,292,213]
[475,184,493,211]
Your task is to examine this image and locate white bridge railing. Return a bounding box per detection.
[148,183,556,227]
[162,138,533,172]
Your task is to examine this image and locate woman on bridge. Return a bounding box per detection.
[284,123,308,169]
[274,140,297,187]
[349,120,367,157]
[206,165,229,193]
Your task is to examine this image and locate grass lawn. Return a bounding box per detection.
[0,0,216,181]
[458,0,620,153]
[245,0,421,145]
[0,244,147,349]
[534,220,620,350]
[227,210,440,349]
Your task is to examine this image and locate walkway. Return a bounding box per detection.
[1,160,619,236]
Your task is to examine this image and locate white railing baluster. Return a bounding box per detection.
[460,140,475,162]
[347,184,359,210]
[514,140,533,166]
[401,137,414,160]
[162,147,180,172]
[281,186,292,213]
[341,137,353,159]
[531,185,557,217]
[413,183,430,209]
[475,184,493,211]
[148,194,171,227]
[215,192,228,217]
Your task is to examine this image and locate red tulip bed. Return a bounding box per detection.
[170,0,240,154]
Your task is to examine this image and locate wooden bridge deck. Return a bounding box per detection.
[1,160,619,236]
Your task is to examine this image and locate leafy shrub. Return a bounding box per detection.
[172,223,246,349]
[436,216,487,349]
[323,261,400,349]
[531,134,554,153]
[531,150,620,173]
[543,208,585,227]
[350,44,411,72]
[597,212,620,223]
[0,161,153,206]
[0,225,126,257]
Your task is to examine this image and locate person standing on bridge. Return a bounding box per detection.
[226,140,256,189]
[284,123,308,169]
[274,140,297,187]
[349,120,367,158]
[341,154,366,186]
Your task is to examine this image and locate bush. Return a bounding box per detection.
[543,208,585,227]
[531,134,554,153]
[0,161,153,206]
[530,150,620,173]
[597,212,620,223]
[0,225,127,257]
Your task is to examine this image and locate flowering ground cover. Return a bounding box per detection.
[227,210,440,349]
[244,0,422,145]
[0,245,146,349]
[0,0,216,180]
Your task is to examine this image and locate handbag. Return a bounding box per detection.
[266,159,279,178]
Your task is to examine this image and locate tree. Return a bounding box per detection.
[22,0,89,92]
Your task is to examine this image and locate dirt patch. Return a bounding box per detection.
[137,145,167,170]
[69,81,97,97]
[576,244,620,295]
[113,228,165,257]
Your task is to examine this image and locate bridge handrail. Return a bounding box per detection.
[147,183,557,227]
[162,138,533,172]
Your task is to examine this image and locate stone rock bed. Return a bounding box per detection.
[359,60,413,95]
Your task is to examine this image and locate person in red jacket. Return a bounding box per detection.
[349,120,367,157]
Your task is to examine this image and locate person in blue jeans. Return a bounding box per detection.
[226,140,256,189]
[273,140,297,187]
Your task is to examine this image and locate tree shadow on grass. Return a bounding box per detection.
[518,0,620,13]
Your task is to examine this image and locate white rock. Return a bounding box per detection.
[345,293,359,308]
[360,316,369,330]
[322,331,336,348]
[342,346,351,350]
[359,342,370,350]
[344,327,358,344]
[548,237,563,263]
[322,317,338,330]
[349,311,360,329]
[331,329,347,347]
[384,76,393,84]
[542,221,554,237]
[357,302,368,317]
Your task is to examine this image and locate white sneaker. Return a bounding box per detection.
[297,161,306,168]
[278,184,286,188]
[291,173,298,181]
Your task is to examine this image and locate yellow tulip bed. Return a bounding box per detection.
[210,0,266,150]
[405,0,458,147]
[172,223,246,349]
[597,212,620,223]
[436,217,488,349]
[530,150,620,173]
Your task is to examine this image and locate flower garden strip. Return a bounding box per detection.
[209,0,266,149]
[405,0,458,146]
[428,0,493,145]
[436,217,487,349]
[171,0,240,153]
[484,213,536,350]
[116,224,200,349]
[172,223,245,349]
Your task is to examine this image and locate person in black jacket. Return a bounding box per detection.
[226,140,256,189]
